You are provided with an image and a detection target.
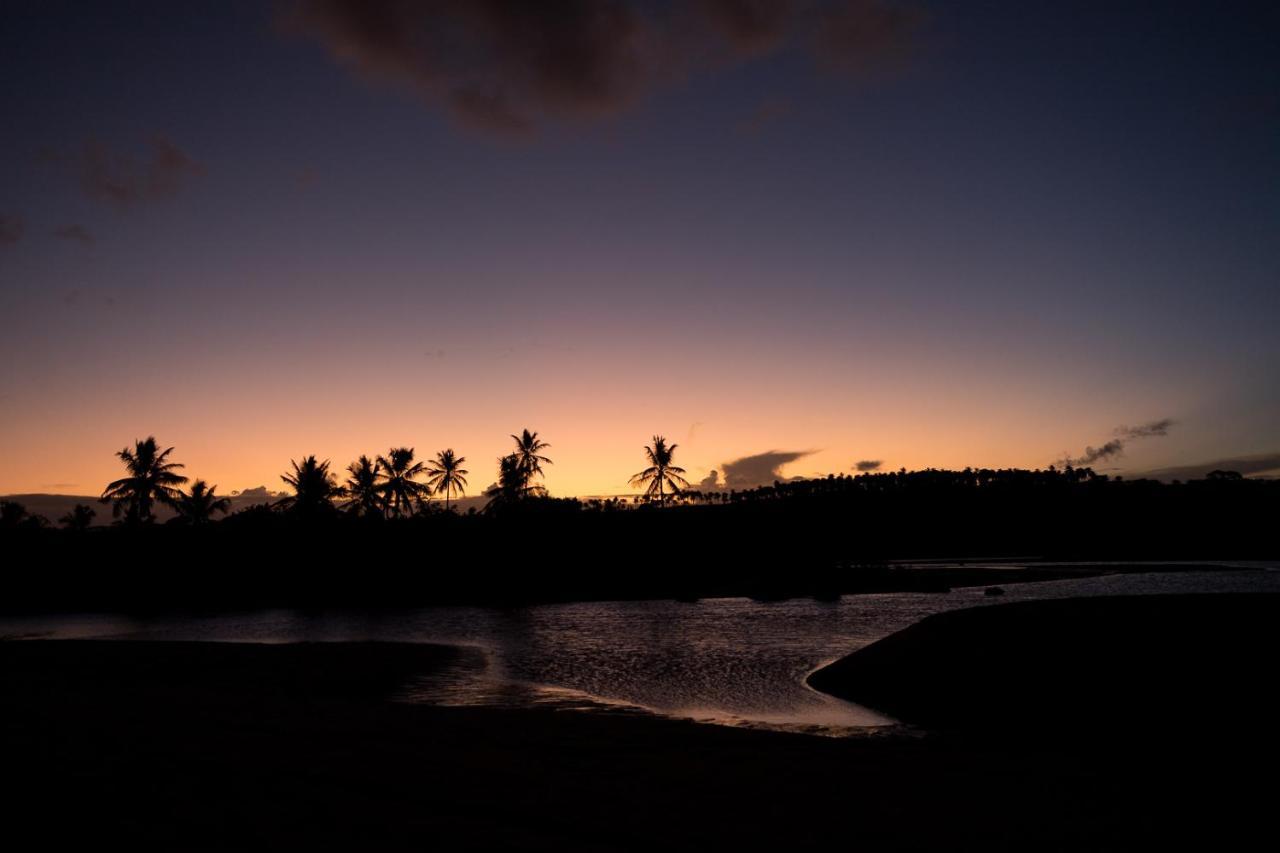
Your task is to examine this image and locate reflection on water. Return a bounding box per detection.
[3,567,1277,735]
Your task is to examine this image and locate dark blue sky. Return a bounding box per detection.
[2,1,1278,495]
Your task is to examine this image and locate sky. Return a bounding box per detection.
[1,0,1278,499]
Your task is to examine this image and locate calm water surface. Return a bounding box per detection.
[4,567,1277,735]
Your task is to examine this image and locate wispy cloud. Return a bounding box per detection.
[1060,418,1176,467]
[738,96,792,133]
[1136,453,1280,482]
[282,0,926,137]
[1115,418,1174,439]
[0,215,24,246]
[721,449,815,488]
[53,224,94,246]
[47,136,205,206]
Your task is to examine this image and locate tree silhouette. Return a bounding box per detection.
[511,429,552,494]
[278,456,341,516]
[341,455,383,517]
[484,454,528,511]
[173,480,231,525]
[1,501,31,529]
[59,503,96,531]
[377,447,431,517]
[100,437,188,523]
[629,435,690,506]
[425,449,469,511]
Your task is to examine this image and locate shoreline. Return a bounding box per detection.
[0,560,1268,616]
[0,638,1171,848]
[807,593,1280,736]
[5,595,1279,849]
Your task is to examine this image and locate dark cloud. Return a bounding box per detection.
[697,470,721,491]
[814,0,926,74]
[228,485,290,505]
[284,0,655,137]
[1136,454,1280,482]
[0,215,24,246]
[738,96,792,133]
[53,224,94,246]
[69,136,205,205]
[1065,439,1126,467]
[283,0,926,137]
[854,459,882,472]
[1061,418,1176,467]
[695,0,799,57]
[1116,418,1175,439]
[721,449,814,489]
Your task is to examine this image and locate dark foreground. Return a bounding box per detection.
[3,595,1277,850]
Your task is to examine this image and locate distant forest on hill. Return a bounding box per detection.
[3,464,1276,612]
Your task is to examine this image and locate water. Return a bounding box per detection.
[3,567,1277,735]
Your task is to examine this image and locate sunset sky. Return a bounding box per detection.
[2,0,1278,499]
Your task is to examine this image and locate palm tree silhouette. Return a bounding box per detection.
[376,447,431,517]
[59,503,96,531]
[173,480,231,524]
[425,449,469,511]
[511,429,552,494]
[341,455,383,517]
[100,437,188,523]
[484,454,526,511]
[279,456,341,516]
[629,436,690,507]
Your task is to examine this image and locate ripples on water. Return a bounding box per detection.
[4,567,1277,735]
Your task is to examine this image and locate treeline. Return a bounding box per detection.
[2,463,1276,612]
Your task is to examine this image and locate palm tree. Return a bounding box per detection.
[100,437,188,523]
[425,449,469,511]
[629,435,690,507]
[376,447,431,517]
[484,454,526,511]
[59,503,96,531]
[173,480,231,524]
[511,428,552,493]
[341,455,383,517]
[279,456,341,516]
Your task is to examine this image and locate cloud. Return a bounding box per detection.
[283,0,927,137]
[53,224,94,246]
[854,459,882,472]
[721,449,814,488]
[1115,418,1175,439]
[1135,453,1280,482]
[227,485,290,508]
[284,0,655,137]
[69,136,204,205]
[697,470,721,491]
[1060,418,1176,467]
[0,215,24,246]
[814,0,926,74]
[738,96,792,133]
[695,0,799,57]
[1065,438,1127,467]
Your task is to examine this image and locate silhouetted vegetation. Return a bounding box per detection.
[172,481,231,525]
[629,436,689,506]
[59,503,96,531]
[100,437,187,523]
[425,449,468,510]
[2,429,1277,612]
